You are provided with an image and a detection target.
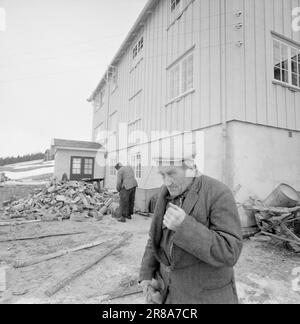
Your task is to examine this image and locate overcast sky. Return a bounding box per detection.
[0,0,147,158]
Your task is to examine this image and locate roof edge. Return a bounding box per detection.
[87,0,159,102]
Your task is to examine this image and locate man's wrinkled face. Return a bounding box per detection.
[159,166,193,197]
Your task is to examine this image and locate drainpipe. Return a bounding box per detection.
[220,0,228,186]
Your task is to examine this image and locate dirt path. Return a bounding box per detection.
[0,215,299,304]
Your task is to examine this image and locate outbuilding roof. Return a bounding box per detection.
[52,139,102,151]
[88,0,159,102]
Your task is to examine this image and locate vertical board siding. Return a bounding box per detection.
[199,0,211,127]
[92,0,300,152]
[237,0,300,130]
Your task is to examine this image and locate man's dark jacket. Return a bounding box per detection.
[139,175,243,304]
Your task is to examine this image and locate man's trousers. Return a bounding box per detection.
[119,187,136,218]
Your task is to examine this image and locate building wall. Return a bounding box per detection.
[104,124,225,190]
[229,0,300,130]
[92,0,300,141]
[228,120,300,203]
[91,0,300,208]
[54,149,105,181]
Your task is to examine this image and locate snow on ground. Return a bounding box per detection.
[5,167,54,180]
[1,160,54,180]
[11,161,54,170]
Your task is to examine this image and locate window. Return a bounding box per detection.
[70,157,94,180]
[291,47,300,87]
[131,153,142,179]
[72,158,81,175]
[170,0,182,19]
[171,0,181,12]
[109,156,117,176]
[95,89,105,110]
[109,111,118,133]
[273,38,300,88]
[132,36,144,60]
[84,158,93,175]
[169,53,194,101]
[111,70,118,93]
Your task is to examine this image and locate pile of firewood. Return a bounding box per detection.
[244,199,300,253]
[1,179,119,222]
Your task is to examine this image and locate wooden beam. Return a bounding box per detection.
[0,231,85,243]
[261,231,300,245]
[44,233,133,297]
[0,220,41,227]
[14,237,108,268]
[100,286,143,302]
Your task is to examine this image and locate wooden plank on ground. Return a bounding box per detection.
[100,285,143,302]
[0,220,41,227]
[14,237,109,268]
[0,231,85,243]
[44,233,133,297]
[261,231,300,245]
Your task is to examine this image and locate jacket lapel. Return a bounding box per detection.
[151,186,169,249]
[182,176,203,216]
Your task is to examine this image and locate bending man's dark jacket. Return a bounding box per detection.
[139,175,243,304]
[116,166,138,192]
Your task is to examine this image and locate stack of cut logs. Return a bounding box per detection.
[2,179,120,222]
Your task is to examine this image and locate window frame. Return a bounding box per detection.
[273,37,300,90]
[132,35,144,61]
[95,88,105,111]
[168,53,194,102]
[171,0,182,14]
[109,156,117,176]
[111,69,118,93]
[70,156,95,180]
[131,152,142,179]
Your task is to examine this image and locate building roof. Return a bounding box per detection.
[88,0,159,102]
[52,139,102,151]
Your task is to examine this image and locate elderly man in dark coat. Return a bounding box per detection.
[139,157,243,304]
[115,163,138,223]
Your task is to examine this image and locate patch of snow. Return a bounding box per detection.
[5,166,54,180]
[4,160,45,169]
[12,161,54,170]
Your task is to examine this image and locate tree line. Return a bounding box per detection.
[0,153,45,166]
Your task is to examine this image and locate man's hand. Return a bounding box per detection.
[163,203,186,232]
[139,280,152,295]
[139,279,163,304]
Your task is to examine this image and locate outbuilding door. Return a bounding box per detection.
[70,157,94,181]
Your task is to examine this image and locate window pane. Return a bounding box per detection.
[72,159,81,175]
[273,41,281,66]
[187,55,193,89]
[83,159,93,175]
[171,0,181,12]
[292,73,298,86]
[282,70,289,83]
[292,60,298,73]
[274,67,281,81]
[169,65,180,99]
[182,55,193,92]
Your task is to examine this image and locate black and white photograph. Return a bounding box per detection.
[0,0,300,307]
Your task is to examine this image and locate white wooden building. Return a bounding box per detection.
[88,0,300,226]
